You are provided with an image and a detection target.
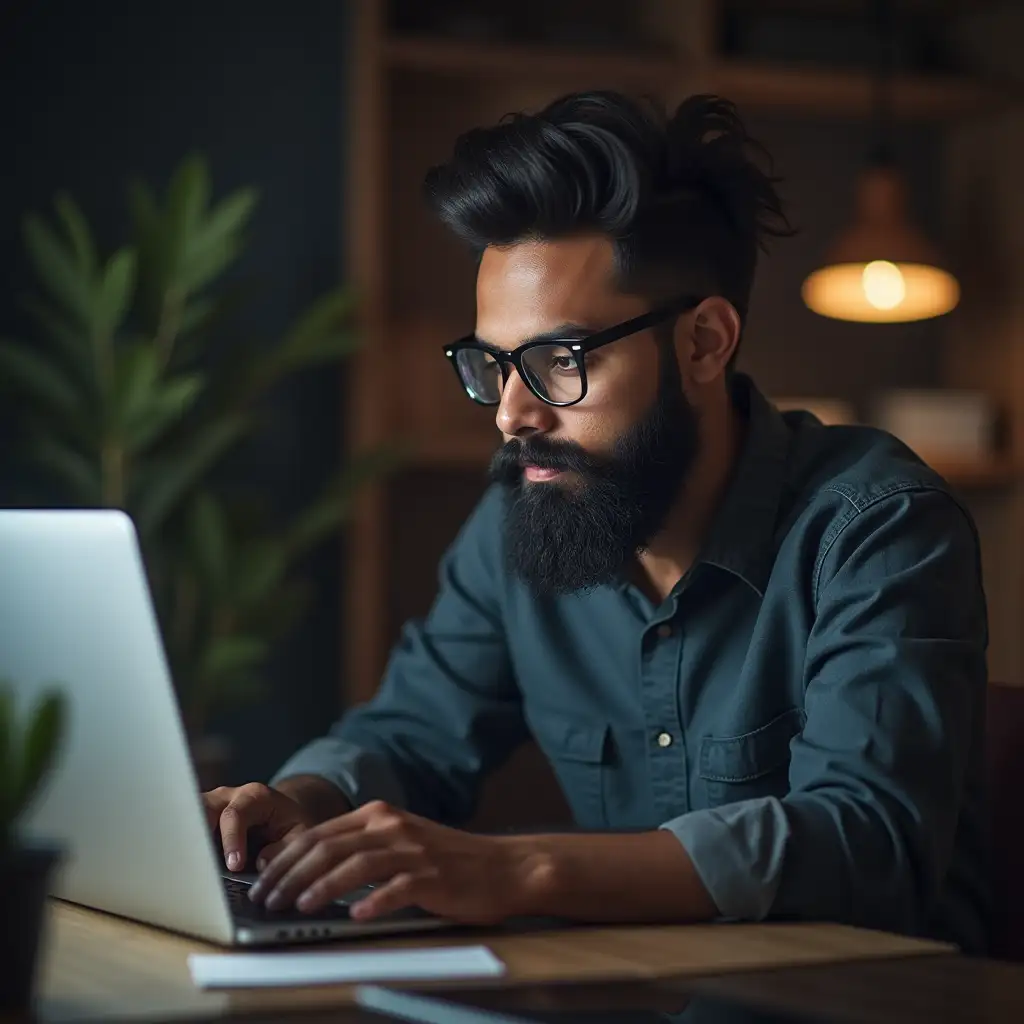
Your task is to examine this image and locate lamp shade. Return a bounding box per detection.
[802,164,960,323]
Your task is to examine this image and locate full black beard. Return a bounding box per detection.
[488,355,700,595]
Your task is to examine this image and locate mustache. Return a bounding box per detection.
[488,436,604,483]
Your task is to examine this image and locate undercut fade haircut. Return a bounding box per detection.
[424,90,795,360]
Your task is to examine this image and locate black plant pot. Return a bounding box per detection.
[0,841,63,1014]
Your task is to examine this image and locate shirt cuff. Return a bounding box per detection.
[269,736,407,810]
[660,796,790,921]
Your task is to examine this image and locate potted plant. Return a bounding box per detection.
[0,157,400,783]
[0,684,67,1013]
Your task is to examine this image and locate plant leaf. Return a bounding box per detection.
[133,415,248,536]
[0,339,84,427]
[185,189,257,267]
[285,445,406,557]
[164,155,210,292]
[237,290,360,401]
[179,234,242,295]
[186,493,229,595]
[23,213,95,328]
[204,671,269,712]
[231,542,287,609]
[200,635,268,682]
[126,376,204,453]
[127,179,166,328]
[168,154,210,239]
[93,247,137,344]
[283,289,357,356]
[54,192,97,275]
[112,344,160,428]
[30,437,100,503]
[20,294,95,387]
[13,690,66,822]
[177,295,218,338]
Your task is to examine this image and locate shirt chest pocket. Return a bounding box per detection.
[527,711,610,830]
[698,707,805,809]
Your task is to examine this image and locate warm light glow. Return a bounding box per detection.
[861,260,906,310]
[802,262,960,323]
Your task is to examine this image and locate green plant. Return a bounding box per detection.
[0,685,66,844]
[0,156,401,737]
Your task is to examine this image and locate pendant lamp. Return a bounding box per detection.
[801,0,960,323]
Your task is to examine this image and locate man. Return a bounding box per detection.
[204,92,989,951]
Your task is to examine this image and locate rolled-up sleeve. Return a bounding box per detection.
[661,486,987,936]
[271,486,527,825]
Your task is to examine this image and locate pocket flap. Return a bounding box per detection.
[699,707,805,782]
[529,711,610,764]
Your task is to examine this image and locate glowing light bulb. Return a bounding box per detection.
[861,260,906,310]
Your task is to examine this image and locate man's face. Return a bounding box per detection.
[476,236,701,594]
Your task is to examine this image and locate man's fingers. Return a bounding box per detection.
[296,850,417,913]
[202,789,231,832]
[349,871,420,920]
[219,785,275,871]
[253,832,364,906]
[254,824,307,871]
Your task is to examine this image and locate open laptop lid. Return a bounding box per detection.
[0,510,236,944]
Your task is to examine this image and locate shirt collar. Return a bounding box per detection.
[694,373,791,596]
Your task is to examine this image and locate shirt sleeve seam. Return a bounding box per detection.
[812,482,969,606]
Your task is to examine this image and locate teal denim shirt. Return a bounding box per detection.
[274,374,990,952]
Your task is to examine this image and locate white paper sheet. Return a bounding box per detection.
[187,944,506,989]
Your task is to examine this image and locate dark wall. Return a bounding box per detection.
[0,1,349,783]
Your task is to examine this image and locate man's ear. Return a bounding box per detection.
[682,297,742,384]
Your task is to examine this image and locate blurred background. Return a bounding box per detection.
[1,0,1022,789]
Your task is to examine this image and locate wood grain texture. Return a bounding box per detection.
[37,900,951,1022]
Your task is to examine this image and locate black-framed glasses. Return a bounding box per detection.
[443,294,704,408]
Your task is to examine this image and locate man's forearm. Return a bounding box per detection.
[503,829,718,923]
[273,774,352,825]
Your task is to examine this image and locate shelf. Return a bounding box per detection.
[383,35,1001,120]
[383,35,674,88]
[707,60,996,120]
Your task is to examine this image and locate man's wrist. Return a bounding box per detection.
[273,774,352,825]
[496,829,717,923]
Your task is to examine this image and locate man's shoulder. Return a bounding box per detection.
[783,412,961,516]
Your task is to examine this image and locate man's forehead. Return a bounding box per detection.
[477,236,616,303]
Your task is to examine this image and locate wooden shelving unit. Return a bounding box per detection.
[342,0,1021,706]
[385,35,998,121]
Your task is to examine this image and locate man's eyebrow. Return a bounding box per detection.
[475,322,592,351]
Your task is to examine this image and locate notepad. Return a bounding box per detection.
[187,945,506,989]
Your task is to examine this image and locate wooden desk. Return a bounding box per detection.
[37,900,953,1022]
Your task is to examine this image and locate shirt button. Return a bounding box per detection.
[656,624,674,639]
[656,731,673,748]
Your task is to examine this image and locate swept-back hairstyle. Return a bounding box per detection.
[424,90,794,357]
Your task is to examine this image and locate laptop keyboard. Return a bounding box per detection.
[222,875,358,922]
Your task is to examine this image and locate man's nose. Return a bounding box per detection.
[495,369,557,438]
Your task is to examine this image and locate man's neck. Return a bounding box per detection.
[630,392,745,605]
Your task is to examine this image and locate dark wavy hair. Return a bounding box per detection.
[424,91,794,359]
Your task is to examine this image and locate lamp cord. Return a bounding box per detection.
[870,0,895,167]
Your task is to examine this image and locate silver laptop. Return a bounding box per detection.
[1,509,449,945]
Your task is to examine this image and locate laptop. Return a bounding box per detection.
[1,509,450,946]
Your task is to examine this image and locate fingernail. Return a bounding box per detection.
[255,857,266,872]
[265,890,284,911]
[247,882,263,902]
[227,852,240,870]
[296,891,313,910]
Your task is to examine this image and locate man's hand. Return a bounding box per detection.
[203,783,316,872]
[246,800,550,924]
